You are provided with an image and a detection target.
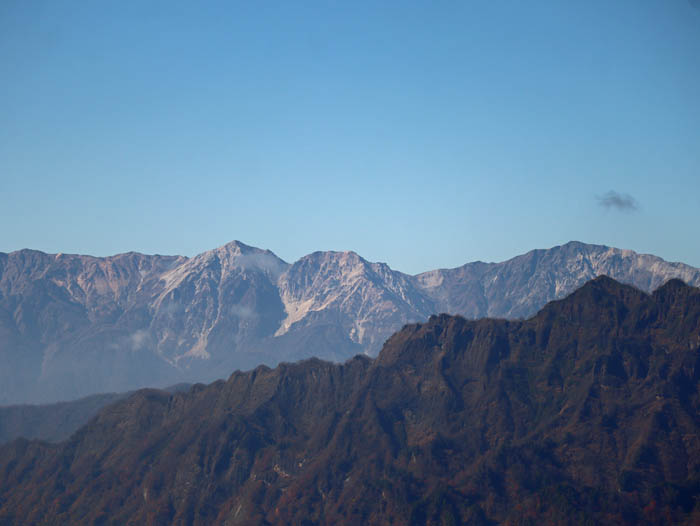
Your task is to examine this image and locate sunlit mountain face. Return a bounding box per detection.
[1,241,699,404]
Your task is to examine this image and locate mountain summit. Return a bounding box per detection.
[1,241,699,403]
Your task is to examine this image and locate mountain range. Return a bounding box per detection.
[1,240,699,404]
[1,277,698,525]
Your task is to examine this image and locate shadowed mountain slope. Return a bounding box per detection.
[0,384,191,445]
[1,277,699,525]
[1,241,699,404]
[0,393,127,445]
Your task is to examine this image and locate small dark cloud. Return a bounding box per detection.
[596,191,639,213]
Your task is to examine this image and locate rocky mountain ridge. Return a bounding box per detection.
[1,277,699,524]
[1,240,699,403]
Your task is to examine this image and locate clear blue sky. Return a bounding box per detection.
[2,0,699,274]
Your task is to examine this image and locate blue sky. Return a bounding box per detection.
[2,0,699,274]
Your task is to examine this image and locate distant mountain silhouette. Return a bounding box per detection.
[1,277,698,525]
[0,392,127,445]
[0,384,190,445]
[1,241,699,404]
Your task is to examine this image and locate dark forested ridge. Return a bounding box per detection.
[1,277,699,525]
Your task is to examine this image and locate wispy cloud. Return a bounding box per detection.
[596,191,639,213]
[236,252,287,277]
[229,304,257,320]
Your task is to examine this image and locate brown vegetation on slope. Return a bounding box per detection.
[0,277,699,525]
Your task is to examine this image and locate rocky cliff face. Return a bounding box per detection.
[1,241,699,403]
[1,278,699,525]
[276,250,435,355]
